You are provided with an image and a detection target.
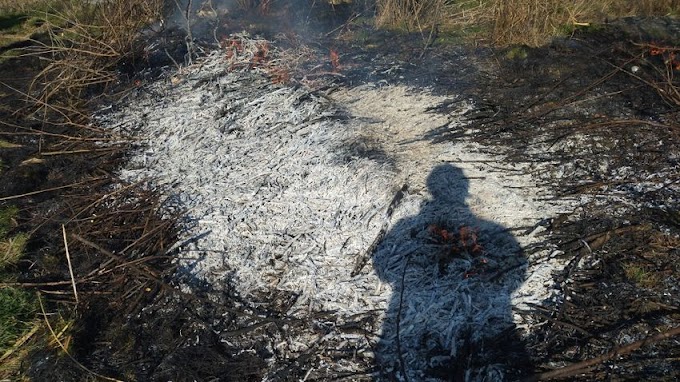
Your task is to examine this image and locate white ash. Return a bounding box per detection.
[99,46,574,381]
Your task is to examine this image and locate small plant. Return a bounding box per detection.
[330,48,340,71]
[505,46,528,60]
[0,207,25,269]
[0,234,27,267]
[623,264,661,288]
[0,205,17,237]
[648,44,680,70]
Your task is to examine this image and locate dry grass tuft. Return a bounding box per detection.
[0,0,49,13]
[490,0,576,47]
[376,0,448,31]
[373,0,678,45]
[605,0,680,16]
[491,0,680,46]
[26,0,162,121]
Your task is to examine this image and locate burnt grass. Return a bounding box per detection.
[337,20,680,380]
[334,18,680,380]
[0,55,273,380]
[430,22,680,380]
[1,10,680,382]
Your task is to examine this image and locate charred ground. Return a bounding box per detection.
[431,19,680,381]
[331,17,680,380]
[1,6,679,382]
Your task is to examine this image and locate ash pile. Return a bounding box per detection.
[97,34,572,381]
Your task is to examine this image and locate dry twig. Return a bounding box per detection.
[62,225,78,304]
[0,177,106,201]
[524,326,680,381]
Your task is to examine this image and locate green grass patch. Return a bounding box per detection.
[505,45,528,60]
[0,205,18,238]
[0,233,27,268]
[0,287,37,353]
[0,205,27,282]
[624,263,662,289]
[0,205,36,377]
[0,13,28,31]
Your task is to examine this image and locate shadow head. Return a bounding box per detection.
[426,164,469,204]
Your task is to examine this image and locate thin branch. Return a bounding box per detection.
[0,177,106,201]
[40,147,120,156]
[524,326,680,381]
[62,225,79,304]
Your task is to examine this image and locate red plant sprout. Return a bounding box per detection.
[459,225,469,242]
[330,48,340,72]
[644,42,680,72]
[251,41,270,68]
[428,224,448,241]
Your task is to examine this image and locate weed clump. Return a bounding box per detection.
[0,206,26,267]
[0,205,17,237]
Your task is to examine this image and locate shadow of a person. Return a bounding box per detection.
[372,164,531,381]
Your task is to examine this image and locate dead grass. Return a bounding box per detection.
[373,0,678,46]
[26,0,163,121]
[376,0,448,31]
[0,1,166,378]
[0,0,49,13]
[490,0,680,46]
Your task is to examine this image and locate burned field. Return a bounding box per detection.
[447,21,680,380]
[1,3,679,382]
